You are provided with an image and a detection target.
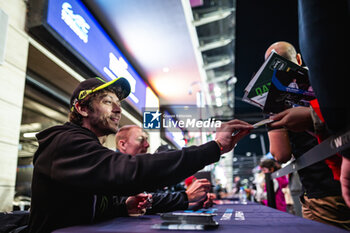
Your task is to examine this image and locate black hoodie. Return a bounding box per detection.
[28,122,220,232]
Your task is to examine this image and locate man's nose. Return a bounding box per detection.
[112,103,121,113]
[144,141,150,149]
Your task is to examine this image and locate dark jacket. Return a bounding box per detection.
[147,191,188,214]
[28,122,220,233]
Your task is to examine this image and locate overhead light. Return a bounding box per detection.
[23,132,38,138]
[233,157,237,162]
[20,123,42,132]
[246,152,252,157]
[230,77,237,84]
[162,67,170,73]
[249,134,257,139]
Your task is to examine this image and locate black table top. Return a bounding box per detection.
[53,201,348,233]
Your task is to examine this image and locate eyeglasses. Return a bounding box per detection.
[136,136,149,144]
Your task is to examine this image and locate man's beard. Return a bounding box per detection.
[91,115,119,135]
[140,148,147,153]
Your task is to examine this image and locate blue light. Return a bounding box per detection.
[46,0,148,112]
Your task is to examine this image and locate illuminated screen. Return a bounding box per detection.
[46,0,147,112]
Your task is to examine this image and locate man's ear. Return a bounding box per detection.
[296,53,302,66]
[75,102,89,117]
[118,139,127,152]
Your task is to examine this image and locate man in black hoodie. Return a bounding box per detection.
[28,77,253,232]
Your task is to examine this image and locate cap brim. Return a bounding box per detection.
[94,77,131,100]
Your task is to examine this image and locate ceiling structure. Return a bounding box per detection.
[84,0,236,118]
[84,0,203,106]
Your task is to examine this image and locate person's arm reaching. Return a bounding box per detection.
[215,119,253,153]
[268,128,292,163]
[44,120,252,196]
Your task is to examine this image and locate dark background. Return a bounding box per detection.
[233,0,299,178]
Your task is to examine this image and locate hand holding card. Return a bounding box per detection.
[232,119,274,137]
[252,118,275,128]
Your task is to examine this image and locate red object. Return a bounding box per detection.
[315,136,342,181]
[185,176,197,187]
[310,99,325,122]
[310,100,342,181]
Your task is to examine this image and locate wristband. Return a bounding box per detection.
[215,139,224,151]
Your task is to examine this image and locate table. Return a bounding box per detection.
[54,202,348,233]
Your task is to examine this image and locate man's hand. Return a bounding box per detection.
[269,107,313,132]
[215,119,253,153]
[188,201,203,210]
[185,179,211,203]
[202,193,216,208]
[126,193,152,216]
[188,192,216,210]
[341,156,350,207]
